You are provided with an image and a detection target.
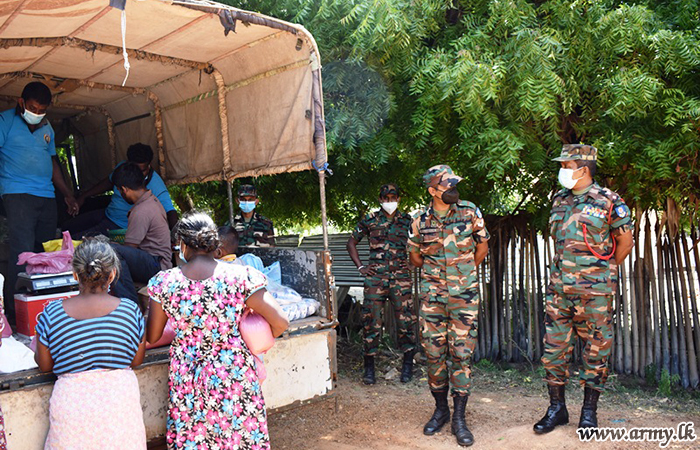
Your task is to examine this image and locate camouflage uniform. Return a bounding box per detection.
[408,166,489,396]
[232,212,276,247]
[233,184,275,247]
[352,207,416,356]
[543,145,632,391]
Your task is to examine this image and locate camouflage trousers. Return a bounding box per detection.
[541,290,614,391]
[362,274,417,356]
[420,285,479,396]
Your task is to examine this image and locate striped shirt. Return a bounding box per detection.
[35,298,144,375]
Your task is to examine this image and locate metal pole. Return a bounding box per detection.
[227,180,235,225]
[318,170,329,252]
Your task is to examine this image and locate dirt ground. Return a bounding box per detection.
[268,343,700,450]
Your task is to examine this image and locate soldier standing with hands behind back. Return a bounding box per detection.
[347,183,417,385]
[408,165,489,447]
[534,144,633,434]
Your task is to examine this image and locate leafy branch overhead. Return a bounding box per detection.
[199,0,700,232]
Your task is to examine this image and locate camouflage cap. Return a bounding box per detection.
[379,183,400,197]
[423,164,463,189]
[552,144,597,162]
[237,184,257,197]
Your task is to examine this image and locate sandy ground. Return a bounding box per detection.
[268,354,700,450]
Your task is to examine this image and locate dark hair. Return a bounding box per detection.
[72,236,120,293]
[112,162,145,190]
[576,160,597,178]
[174,211,220,253]
[217,226,239,252]
[127,143,154,164]
[21,82,52,106]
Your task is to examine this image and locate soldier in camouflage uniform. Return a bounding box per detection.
[232,184,276,247]
[534,144,634,434]
[347,183,417,385]
[408,165,489,447]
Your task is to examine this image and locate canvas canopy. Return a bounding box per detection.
[0,0,328,190]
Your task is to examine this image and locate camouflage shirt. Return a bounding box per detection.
[351,209,412,274]
[548,182,632,296]
[407,200,490,296]
[233,212,275,247]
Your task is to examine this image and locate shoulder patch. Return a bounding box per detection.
[615,205,627,218]
[475,207,483,219]
[553,188,569,199]
[593,185,616,201]
[458,200,476,210]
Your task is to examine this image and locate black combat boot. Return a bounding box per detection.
[533,385,569,434]
[362,355,376,385]
[451,394,474,446]
[400,350,414,383]
[578,387,600,429]
[423,389,450,435]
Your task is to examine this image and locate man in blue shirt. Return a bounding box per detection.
[65,143,178,237]
[0,82,79,322]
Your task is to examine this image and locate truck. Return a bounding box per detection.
[0,0,336,447]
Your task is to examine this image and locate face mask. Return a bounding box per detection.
[441,187,460,204]
[557,167,582,190]
[239,201,256,213]
[178,244,187,263]
[381,201,398,215]
[22,108,45,125]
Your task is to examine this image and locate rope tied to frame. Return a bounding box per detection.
[120,10,130,86]
[312,160,332,175]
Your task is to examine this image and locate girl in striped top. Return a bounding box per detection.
[34,236,147,449]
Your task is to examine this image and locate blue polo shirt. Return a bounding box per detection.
[0,108,56,198]
[105,161,175,229]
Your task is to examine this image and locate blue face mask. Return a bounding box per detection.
[239,201,256,213]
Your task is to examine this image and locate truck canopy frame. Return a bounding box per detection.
[0,0,328,197]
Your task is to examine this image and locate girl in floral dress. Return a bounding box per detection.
[147,211,288,449]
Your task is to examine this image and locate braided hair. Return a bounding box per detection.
[174,211,220,253]
[72,235,120,293]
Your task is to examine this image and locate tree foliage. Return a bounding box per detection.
[182,0,700,232]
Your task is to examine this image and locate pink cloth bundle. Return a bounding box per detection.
[240,308,275,383]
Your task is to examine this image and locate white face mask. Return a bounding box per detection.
[22,109,45,125]
[381,201,398,215]
[178,243,187,263]
[557,167,582,190]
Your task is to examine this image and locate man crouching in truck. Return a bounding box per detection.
[109,162,172,304]
[0,81,79,323]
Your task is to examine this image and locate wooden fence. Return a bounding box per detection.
[466,210,700,388]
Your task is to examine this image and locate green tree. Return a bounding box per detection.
[182,0,700,231]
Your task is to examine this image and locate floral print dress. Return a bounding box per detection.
[148,263,269,450]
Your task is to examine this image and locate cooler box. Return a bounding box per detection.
[14,291,79,337]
